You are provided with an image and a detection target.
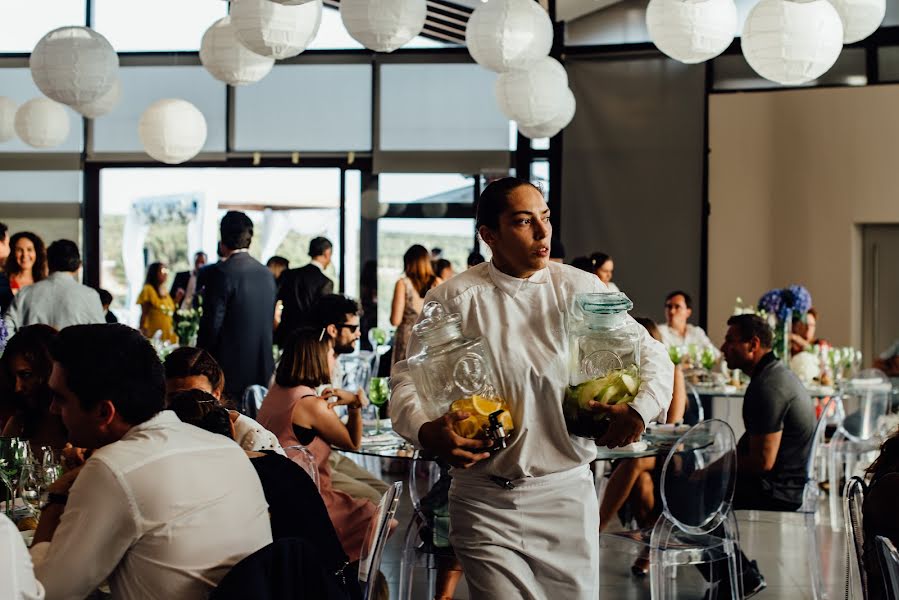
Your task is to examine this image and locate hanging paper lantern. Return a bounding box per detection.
[496,56,569,126]
[29,26,119,106]
[516,86,576,140]
[231,0,323,59]
[73,78,121,119]
[827,0,885,43]
[200,17,275,86]
[0,97,17,143]
[361,191,388,220]
[269,0,316,4]
[14,98,70,148]
[138,99,208,164]
[742,0,844,86]
[340,0,427,53]
[466,0,553,73]
[646,0,737,64]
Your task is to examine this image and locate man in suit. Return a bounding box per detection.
[4,240,105,335]
[274,237,334,347]
[197,212,276,402]
[170,251,207,310]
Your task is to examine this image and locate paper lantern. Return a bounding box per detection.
[361,191,388,220]
[828,0,885,43]
[138,99,208,164]
[742,0,844,86]
[0,97,16,142]
[14,98,70,148]
[269,0,316,4]
[646,0,737,64]
[73,78,121,119]
[231,0,322,59]
[496,57,569,126]
[200,17,275,86]
[30,26,118,106]
[466,0,553,73]
[516,86,576,139]
[340,0,427,52]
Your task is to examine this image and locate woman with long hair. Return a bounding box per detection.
[256,328,392,563]
[390,244,443,366]
[4,232,47,295]
[136,262,176,343]
[0,324,68,449]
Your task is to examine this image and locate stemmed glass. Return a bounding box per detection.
[17,462,42,518]
[368,377,390,434]
[39,447,61,506]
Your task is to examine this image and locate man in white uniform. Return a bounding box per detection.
[390,178,673,598]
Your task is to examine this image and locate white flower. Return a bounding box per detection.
[790,351,820,384]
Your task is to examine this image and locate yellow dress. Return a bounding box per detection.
[136,284,177,343]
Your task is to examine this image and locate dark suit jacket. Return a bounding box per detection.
[169,270,191,299]
[197,253,277,401]
[275,263,333,346]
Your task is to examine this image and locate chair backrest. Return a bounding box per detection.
[684,384,705,425]
[877,536,899,600]
[281,445,320,490]
[408,451,441,514]
[845,476,868,599]
[841,376,894,442]
[800,395,837,512]
[659,419,737,535]
[241,385,268,419]
[359,481,402,600]
[338,354,372,393]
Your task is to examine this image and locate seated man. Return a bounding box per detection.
[658,290,718,358]
[711,314,816,597]
[31,324,272,600]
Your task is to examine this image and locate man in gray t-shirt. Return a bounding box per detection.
[722,314,816,510]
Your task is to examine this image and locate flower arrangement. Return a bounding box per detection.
[175,295,203,347]
[757,285,813,363]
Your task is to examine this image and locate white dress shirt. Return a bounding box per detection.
[658,323,717,352]
[390,261,673,480]
[31,411,272,600]
[2,514,44,600]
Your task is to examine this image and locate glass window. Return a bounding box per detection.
[379,63,512,150]
[377,217,475,326]
[344,169,361,299]
[0,68,83,153]
[92,66,226,153]
[234,64,372,151]
[100,167,342,319]
[92,0,227,52]
[0,0,86,53]
[879,46,899,82]
[379,173,474,203]
[712,48,867,91]
[530,160,549,200]
[0,171,82,203]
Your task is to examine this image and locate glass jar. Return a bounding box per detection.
[407,302,513,450]
[564,292,642,439]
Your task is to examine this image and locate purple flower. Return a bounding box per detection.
[757,289,782,317]
[785,284,812,315]
[757,285,813,323]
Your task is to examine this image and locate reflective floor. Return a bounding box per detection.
[379,476,848,600]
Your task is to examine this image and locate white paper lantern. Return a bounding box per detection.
[742,0,844,86]
[200,17,275,86]
[30,26,118,106]
[496,56,569,126]
[516,86,576,139]
[466,0,553,73]
[269,0,316,4]
[14,98,70,148]
[340,0,427,53]
[361,191,388,220]
[828,0,885,43]
[231,0,323,59]
[73,78,121,119]
[646,0,737,64]
[0,97,17,142]
[138,99,208,164]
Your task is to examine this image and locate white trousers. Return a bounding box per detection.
[448,465,599,600]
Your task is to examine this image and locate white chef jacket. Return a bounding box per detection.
[390,261,673,480]
[1,514,44,600]
[30,411,272,600]
[658,323,718,353]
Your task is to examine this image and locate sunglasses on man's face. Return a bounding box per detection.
[338,323,360,333]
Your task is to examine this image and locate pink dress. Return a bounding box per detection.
[256,383,378,562]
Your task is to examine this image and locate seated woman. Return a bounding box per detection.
[864,432,899,600]
[257,328,390,563]
[0,325,68,449]
[168,388,358,598]
[597,317,688,576]
[163,347,283,455]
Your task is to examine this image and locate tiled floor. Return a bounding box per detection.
[378,474,848,600]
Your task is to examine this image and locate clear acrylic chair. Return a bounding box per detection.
[684,384,706,425]
[877,536,899,600]
[359,481,402,600]
[602,419,743,599]
[844,476,868,599]
[398,452,445,600]
[829,372,893,531]
[240,385,268,419]
[282,444,320,490]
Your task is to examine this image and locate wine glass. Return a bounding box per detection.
[17,462,42,517]
[368,377,390,434]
